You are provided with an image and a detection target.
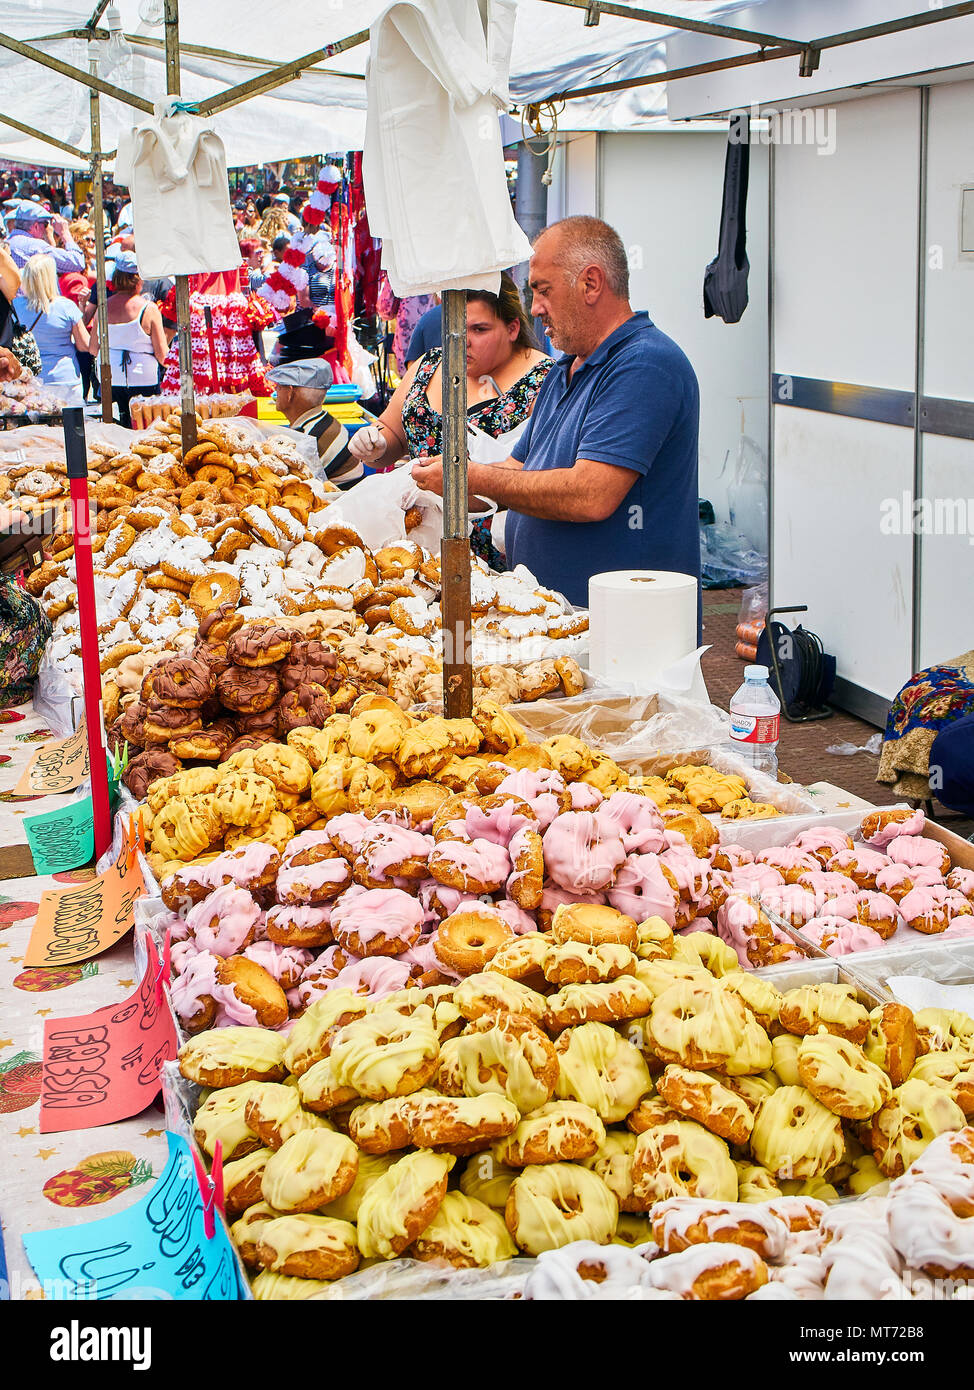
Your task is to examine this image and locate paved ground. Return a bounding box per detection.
[700,587,972,838]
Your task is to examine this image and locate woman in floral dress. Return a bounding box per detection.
[352,273,553,568]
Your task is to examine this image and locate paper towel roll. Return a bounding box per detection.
[588,570,698,689]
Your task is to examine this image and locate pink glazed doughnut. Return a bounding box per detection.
[606,852,680,926]
[886,834,951,876]
[187,884,263,957]
[596,790,666,854]
[330,885,425,957]
[427,837,512,894]
[495,768,572,830]
[543,810,627,893]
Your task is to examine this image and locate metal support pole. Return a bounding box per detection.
[164,0,197,454]
[514,138,547,311]
[440,289,472,719]
[88,69,112,424]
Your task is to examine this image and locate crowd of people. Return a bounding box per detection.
[0,167,703,623]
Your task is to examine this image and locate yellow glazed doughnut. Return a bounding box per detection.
[505,1162,618,1255]
[453,971,547,1026]
[437,1013,559,1114]
[649,979,772,1076]
[863,1003,918,1086]
[356,1149,456,1259]
[178,1027,287,1088]
[230,1201,281,1268]
[869,1078,966,1177]
[543,978,653,1034]
[410,1093,521,1154]
[223,1147,274,1216]
[318,1151,398,1223]
[346,1090,438,1154]
[492,1100,606,1167]
[260,1129,359,1212]
[750,1085,845,1179]
[459,1154,520,1209]
[327,1007,441,1101]
[192,1081,262,1161]
[553,1020,652,1123]
[778,983,869,1045]
[282,990,370,1077]
[410,1191,518,1268]
[656,1064,755,1146]
[797,1032,893,1120]
[630,1120,738,1207]
[255,1214,359,1281]
[244,1082,335,1149]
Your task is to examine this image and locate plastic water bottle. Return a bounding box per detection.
[728,664,780,776]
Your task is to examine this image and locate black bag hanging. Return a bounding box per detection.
[8,305,42,375]
[0,292,12,350]
[703,111,750,325]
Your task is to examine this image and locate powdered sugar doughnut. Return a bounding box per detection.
[330,886,425,957]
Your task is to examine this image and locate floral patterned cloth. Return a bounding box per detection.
[402,348,554,568]
[0,579,50,708]
[877,651,974,801]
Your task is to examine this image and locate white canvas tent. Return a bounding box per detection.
[0,0,770,169]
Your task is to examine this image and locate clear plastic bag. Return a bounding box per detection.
[827,733,882,756]
[699,522,768,588]
[724,434,769,555]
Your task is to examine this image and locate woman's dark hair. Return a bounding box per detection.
[466,272,538,351]
[112,269,140,293]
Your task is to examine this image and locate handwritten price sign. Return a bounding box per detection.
[22,1132,242,1300]
[14,718,90,796]
[23,816,145,968]
[39,936,178,1133]
[23,795,94,875]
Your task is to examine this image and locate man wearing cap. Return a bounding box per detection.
[7,201,84,273]
[272,192,301,235]
[266,358,362,490]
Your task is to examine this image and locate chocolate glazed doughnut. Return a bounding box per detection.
[278,683,335,732]
[200,602,244,643]
[142,702,204,745]
[152,656,216,708]
[227,623,292,668]
[195,639,232,676]
[237,705,282,736]
[123,748,182,800]
[217,665,281,713]
[118,701,148,749]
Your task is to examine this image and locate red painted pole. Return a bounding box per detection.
[62,408,112,860]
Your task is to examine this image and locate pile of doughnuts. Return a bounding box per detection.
[640,764,780,821]
[753,807,974,957]
[522,1127,974,1298]
[0,367,68,420]
[175,898,974,1296]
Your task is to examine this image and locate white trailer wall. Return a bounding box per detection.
[548,130,770,525]
[770,79,974,724]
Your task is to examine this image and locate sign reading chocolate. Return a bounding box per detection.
[14,718,90,795]
[23,816,145,968]
[39,936,178,1133]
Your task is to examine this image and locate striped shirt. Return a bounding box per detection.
[291,407,362,489]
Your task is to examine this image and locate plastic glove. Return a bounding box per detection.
[348,424,387,462]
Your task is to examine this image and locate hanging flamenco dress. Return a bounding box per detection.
[160,266,274,397]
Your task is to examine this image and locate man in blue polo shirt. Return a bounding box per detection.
[410,216,700,617]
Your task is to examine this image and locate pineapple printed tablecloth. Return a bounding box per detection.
[0,700,169,1300]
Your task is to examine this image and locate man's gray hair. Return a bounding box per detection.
[536,216,630,298]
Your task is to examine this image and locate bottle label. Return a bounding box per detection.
[729,713,780,745]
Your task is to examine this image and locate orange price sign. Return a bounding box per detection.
[23,815,146,969]
[14,718,90,795]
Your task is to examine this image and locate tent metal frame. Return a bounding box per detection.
[3,0,973,712]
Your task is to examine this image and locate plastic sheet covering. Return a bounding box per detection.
[308,1256,535,1300]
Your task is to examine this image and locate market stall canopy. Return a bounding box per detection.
[0,0,757,167]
